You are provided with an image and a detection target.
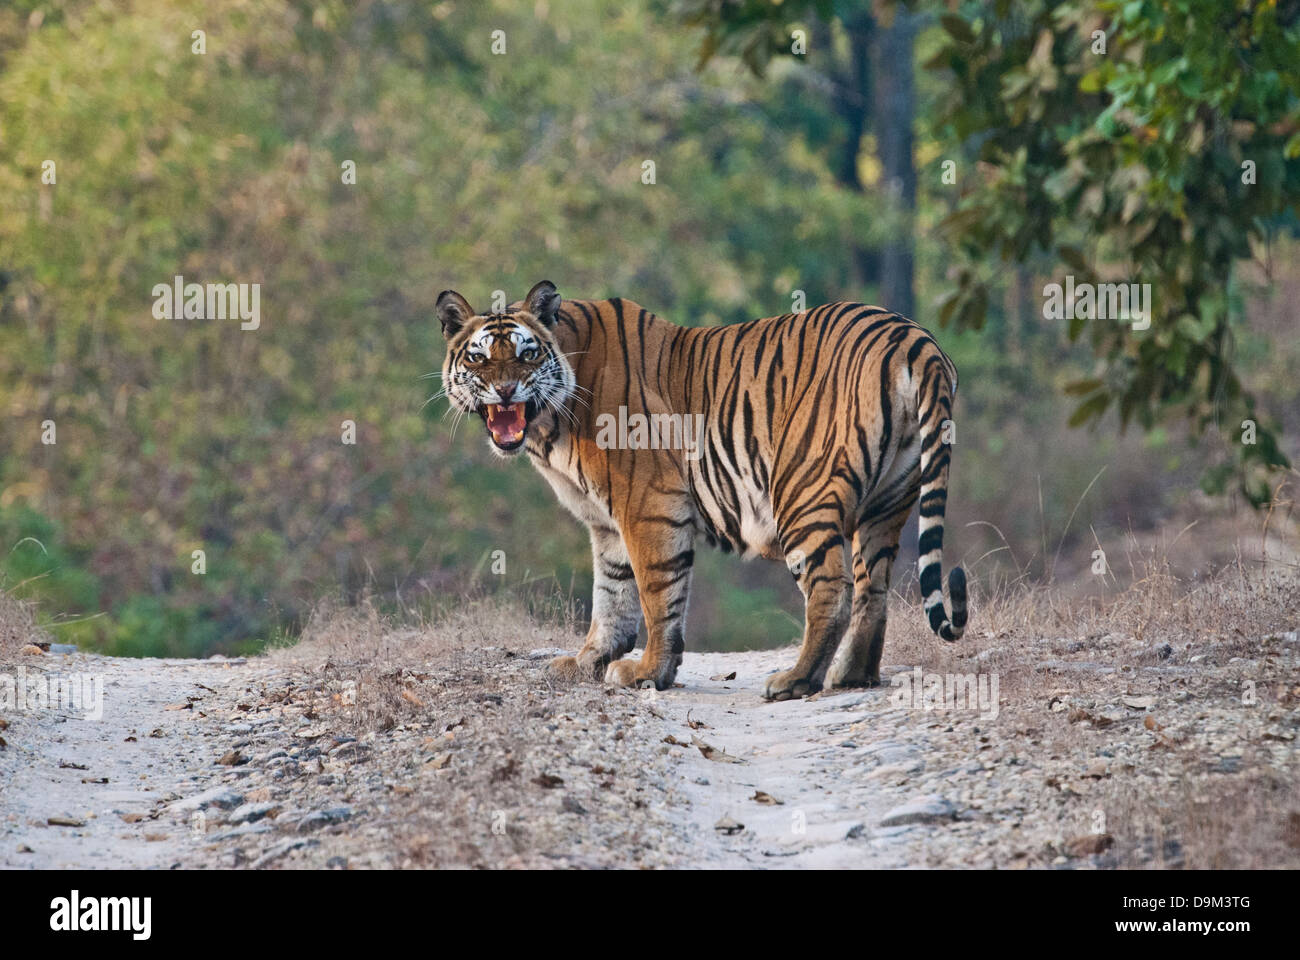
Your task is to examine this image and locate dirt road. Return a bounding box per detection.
[3,619,1298,869]
[0,653,284,868]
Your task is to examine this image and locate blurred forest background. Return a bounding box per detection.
[1,0,1297,657]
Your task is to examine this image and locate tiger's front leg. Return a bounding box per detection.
[549,525,642,682]
[604,518,695,691]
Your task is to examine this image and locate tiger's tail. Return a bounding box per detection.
[915,347,966,642]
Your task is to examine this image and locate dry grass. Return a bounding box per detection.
[276,593,582,736]
[1095,770,1300,869]
[254,544,1300,869]
[262,594,680,868]
[0,590,45,661]
[883,549,1300,869]
[888,539,1300,693]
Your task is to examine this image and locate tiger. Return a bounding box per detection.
[434,280,967,700]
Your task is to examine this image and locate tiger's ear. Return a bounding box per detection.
[524,280,561,327]
[435,290,476,337]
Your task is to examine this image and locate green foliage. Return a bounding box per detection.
[676,0,1299,504]
[0,505,101,635]
[0,0,881,654]
[668,0,838,75]
[0,503,263,655]
[2,0,1295,656]
[928,0,1299,503]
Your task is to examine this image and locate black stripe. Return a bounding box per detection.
[918,526,944,556]
[647,549,695,575]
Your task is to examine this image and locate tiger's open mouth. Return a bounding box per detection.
[480,400,537,451]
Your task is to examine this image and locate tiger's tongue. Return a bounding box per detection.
[487,402,526,442]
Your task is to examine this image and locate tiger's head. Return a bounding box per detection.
[435,280,576,457]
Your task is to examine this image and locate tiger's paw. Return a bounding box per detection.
[762,669,820,702]
[604,658,670,690]
[824,662,881,690]
[547,652,607,683]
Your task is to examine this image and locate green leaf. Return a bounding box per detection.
[936,289,961,327]
[1063,378,1105,397]
[939,15,975,45]
[1068,393,1110,427]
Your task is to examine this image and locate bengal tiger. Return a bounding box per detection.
[434,281,967,700]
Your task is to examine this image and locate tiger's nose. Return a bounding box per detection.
[496,382,518,403]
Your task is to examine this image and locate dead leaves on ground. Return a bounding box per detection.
[691,735,745,764]
[1066,707,1112,728]
[490,758,519,782]
[1122,695,1157,710]
[1064,833,1114,857]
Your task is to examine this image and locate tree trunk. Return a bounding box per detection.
[823,15,874,290]
[870,12,918,318]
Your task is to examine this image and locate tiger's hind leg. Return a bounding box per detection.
[762,516,852,702]
[825,508,911,689]
[549,525,642,682]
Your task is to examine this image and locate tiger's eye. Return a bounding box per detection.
[522,348,539,362]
